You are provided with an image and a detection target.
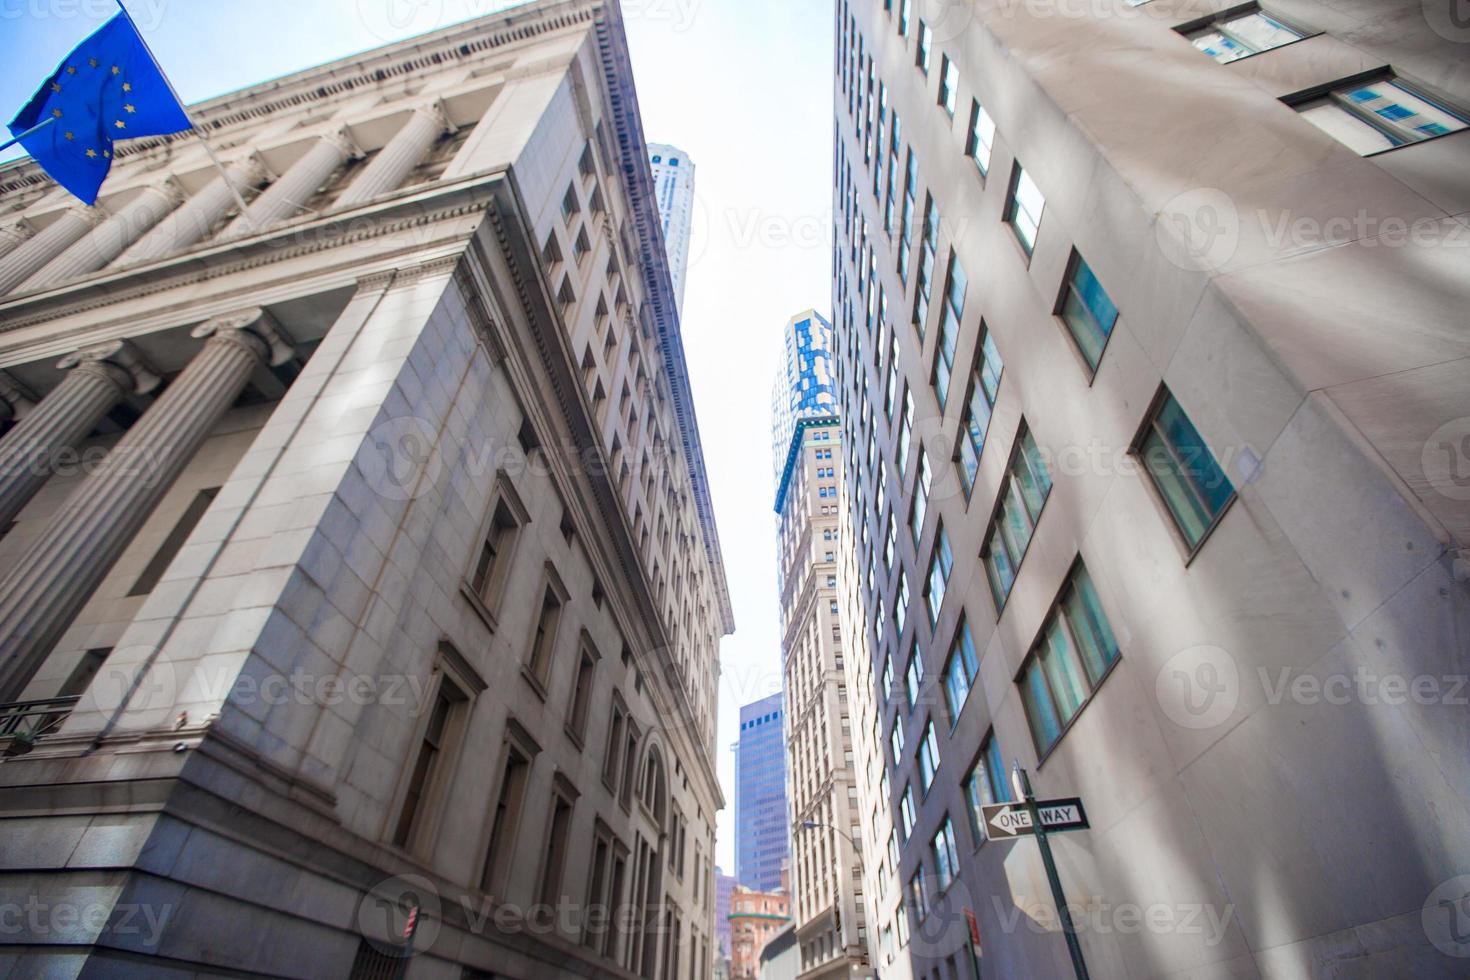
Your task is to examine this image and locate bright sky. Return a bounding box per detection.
[0,0,833,872]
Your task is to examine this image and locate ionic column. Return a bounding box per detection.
[0,372,35,426]
[0,207,101,297]
[0,220,34,261]
[336,103,449,208]
[17,181,185,293]
[0,341,158,531]
[0,309,295,703]
[120,157,268,266]
[222,130,358,237]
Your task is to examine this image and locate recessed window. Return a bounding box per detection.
[938,55,959,116]
[899,0,911,36]
[909,865,928,921]
[917,719,940,794]
[956,326,1003,497]
[525,580,565,687]
[932,252,967,408]
[964,731,1011,847]
[916,21,932,74]
[561,184,581,221]
[482,740,532,893]
[1004,163,1045,257]
[1183,6,1306,63]
[931,816,959,891]
[966,99,996,176]
[912,195,939,337]
[1056,250,1119,373]
[1291,73,1469,155]
[471,485,526,618]
[904,643,923,712]
[942,618,978,725]
[1133,389,1236,552]
[394,667,472,853]
[890,719,905,763]
[1018,561,1120,755]
[573,227,591,265]
[567,644,598,742]
[909,451,930,547]
[538,790,575,905]
[923,525,953,628]
[982,426,1053,608]
[900,783,917,839]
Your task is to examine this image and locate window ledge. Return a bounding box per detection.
[459,580,499,634]
[520,665,549,702]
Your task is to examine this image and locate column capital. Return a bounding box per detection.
[414,99,454,134]
[323,126,365,160]
[148,176,188,209]
[232,151,273,185]
[191,307,296,366]
[0,219,35,249]
[57,338,162,395]
[68,203,109,228]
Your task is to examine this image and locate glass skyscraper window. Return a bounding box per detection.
[1005,164,1045,256]
[1186,8,1306,63]
[1058,250,1119,372]
[1294,75,1469,155]
[1136,390,1236,551]
[1019,562,1120,754]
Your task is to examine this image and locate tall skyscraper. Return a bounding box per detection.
[648,142,695,316]
[770,309,838,489]
[771,310,872,979]
[834,1,1470,978]
[0,3,734,977]
[733,691,791,892]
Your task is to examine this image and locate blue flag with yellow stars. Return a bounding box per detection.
[7,13,191,205]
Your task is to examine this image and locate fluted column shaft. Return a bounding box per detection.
[0,314,284,703]
[223,133,354,237]
[121,160,266,265]
[18,184,184,293]
[336,105,447,207]
[0,346,150,531]
[0,222,33,262]
[0,208,98,297]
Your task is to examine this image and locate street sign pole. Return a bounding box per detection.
[1014,764,1090,980]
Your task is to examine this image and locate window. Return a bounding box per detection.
[897,390,914,477]
[1056,250,1119,373]
[924,525,953,627]
[938,55,959,116]
[129,487,219,596]
[917,720,940,794]
[1183,6,1306,63]
[482,741,532,894]
[932,253,966,408]
[525,577,566,688]
[890,720,906,763]
[573,226,591,265]
[393,666,471,853]
[1134,389,1236,552]
[909,452,930,547]
[916,21,932,73]
[965,732,1011,846]
[931,817,959,892]
[966,99,996,175]
[602,700,627,788]
[538,789,575,904]
[982,426,1053,608]
[567,644,599,742]
[470,483,527,620]
[1291,73,1469,155]
[957,327,1003,496]
[900,783,916,839]
[1005,163,1045,257]
[1019,561,1120,754]
[899,0,911,35]
[561,184,580,221]
[913,196,939,336]
[881,657,894,702]
[908,865,929,921]
[942,619,978,725]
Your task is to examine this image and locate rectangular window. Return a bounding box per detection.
[1134,389,1236,552]
[881,656,894,703]
[1019,562,1120,755]
[942,619,978,725]
[966,99,996,176]
[900,783,917,839]
[917,720,940,794]
[913,196,939,336]
[1184,6,1306,63]
[931,817,960,891]
[602,702,626,788]
[897,390,914,477]
[924,525,953,627]
[482,742,531,892]
[938,55,959,116]
[957,327,1003,496]
[895,572,910,637]
[909,865,929,922]
[965,731,1011,846]
[898,153,918,282]
[393,674,468,851]
[933,252,967,408]
[982,426,1053,608]
[538,792,574,904]
[890,720,906,763]
[128,487,219,596]
[1057,250,1119,373]
[916,21,932,74]
[1291,73,1469,155]
[525,579,565,687]
[1005,163,1045,256]
[567,645,598,741]
[471,488,525,618]
[899,0,911,35]
[910,452,930,547]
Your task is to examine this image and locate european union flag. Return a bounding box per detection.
[7,13,191,205]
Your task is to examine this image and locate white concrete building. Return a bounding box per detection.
[0,2,733,977]
[647,143,695,317]
[834,0,1470,977]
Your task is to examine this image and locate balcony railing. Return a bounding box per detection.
[0,696,80,756]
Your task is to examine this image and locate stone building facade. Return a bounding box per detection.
[833,0,1470,978]
[0,2,732,977]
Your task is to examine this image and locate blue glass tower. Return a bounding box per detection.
[733,692,790,892]
[770,310,837,489]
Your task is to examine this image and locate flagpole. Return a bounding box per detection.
[113,0,259,229]
[0,117,56,154]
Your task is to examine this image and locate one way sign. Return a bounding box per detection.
[981,798,1090,840]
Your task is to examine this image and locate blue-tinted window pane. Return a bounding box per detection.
[1023,661,1061,749]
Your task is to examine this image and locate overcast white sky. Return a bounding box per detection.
[0,0,833,872]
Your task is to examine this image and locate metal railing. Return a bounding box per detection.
[0,695,80,754]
